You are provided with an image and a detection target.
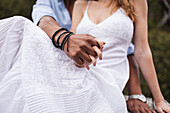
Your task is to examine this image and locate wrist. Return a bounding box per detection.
[151,89,164,104]
[54,31,69,43]
[154,96,164,104]
[52,28,68,48]
[55,32,69,44]
[52,28,73,51]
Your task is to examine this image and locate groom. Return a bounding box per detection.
[32,0,155,112]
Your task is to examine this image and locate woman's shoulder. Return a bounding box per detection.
[74,0,88,14]
[74,0,88,7]
[133,0,148,20]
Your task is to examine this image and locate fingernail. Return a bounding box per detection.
[100,57,102,60]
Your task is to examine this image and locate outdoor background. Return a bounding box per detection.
[0,0,169,101]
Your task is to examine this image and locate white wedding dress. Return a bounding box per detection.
[0,3,133,113]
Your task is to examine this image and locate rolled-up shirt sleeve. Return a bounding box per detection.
[127,43,134,55]
[32,0,58,25]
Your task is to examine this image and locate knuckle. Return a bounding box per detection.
[71,53,78,58]
[80,44,86,49]
[86,37,92,42]
[76,49,82,54]
[87,58,92,63]
[78,61,83,65]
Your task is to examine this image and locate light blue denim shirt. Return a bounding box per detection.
[32,0,134,55]
[32,0,72,30]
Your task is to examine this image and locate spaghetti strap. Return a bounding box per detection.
[84,1,90,14]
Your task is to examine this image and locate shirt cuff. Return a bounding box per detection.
[127,43,134,55]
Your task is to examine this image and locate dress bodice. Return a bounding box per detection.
[76,3,134,60]
[76,2,134,90]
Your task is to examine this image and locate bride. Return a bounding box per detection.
[0,0,169,113]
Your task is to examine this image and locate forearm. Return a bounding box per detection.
[134,49,164,104]
[38,16,62,39]
[127,55,142,95]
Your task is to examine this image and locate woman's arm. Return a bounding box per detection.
[33,0,102,67]
[70,0,87,32]
[133,0,170,112]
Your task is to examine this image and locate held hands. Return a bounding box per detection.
[76,45,104,70]
[63,34,105,70]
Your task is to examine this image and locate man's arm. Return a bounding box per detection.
[127,55,142,95]
[127,55,156,113]
[126,44,156,113]
[127,44,142,95]
[32,0,102,67]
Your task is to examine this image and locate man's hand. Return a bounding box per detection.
[127,99,156,113]
[64,34,104,67]
[38,17,105,69]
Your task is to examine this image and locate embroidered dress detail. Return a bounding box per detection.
[0,2,133,113]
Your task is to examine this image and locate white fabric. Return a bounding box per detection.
[77,2,134,91]
[77,3,134,112]
[0,3,133,113]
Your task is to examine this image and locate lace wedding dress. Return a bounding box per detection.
[0,3,133,113]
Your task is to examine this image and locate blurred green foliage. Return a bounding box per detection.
[0,0,169,101]
[0,0,35,19]
[141,0,170,101]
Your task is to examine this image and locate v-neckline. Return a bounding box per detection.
[86,4,120,26]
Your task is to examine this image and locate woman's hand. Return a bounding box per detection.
[155,101,170,113]
[74,38,106,70]
[64,34,104,66]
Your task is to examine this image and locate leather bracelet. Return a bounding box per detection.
[67,34,71,52]
[61,32,74,51]
[56,31,70,49]
[52,28,68,48]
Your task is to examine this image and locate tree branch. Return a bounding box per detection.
[158,0,170,27]
[162,0,170,9]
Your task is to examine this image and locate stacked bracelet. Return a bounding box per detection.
[52,28,74,51]
[57,31,70,49]
[61,32,74,51]
[52,28,68,48]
